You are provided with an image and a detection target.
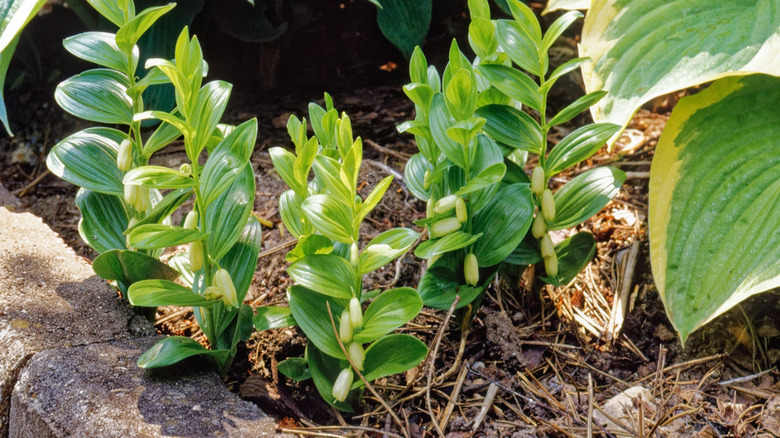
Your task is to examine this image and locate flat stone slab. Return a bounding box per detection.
[0,207,152,435]
[10,338,280,437]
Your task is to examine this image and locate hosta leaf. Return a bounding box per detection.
[581,0,780,135]
[137,336,229,369]
[55,69,133,125]
[649,74,780,344]
[353,288,422,343]
[542,0,590,15]
[376,0,432,59]
[47,127,127,195]
[549,166,625,231]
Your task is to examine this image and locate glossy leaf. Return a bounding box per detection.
[547,90,607,127]
[47,127,127,195]
[137,336,229,368]
[359,334,427,385]
[504,235,542,266]
[549,166,625,230]
[115,3,175,52]
[429,93,465,169]
[189,81,233,158]
[541,10,582,53]
[85,0,128,27]
[124,165,194,189]
[253,306,296,331]
[541,232,596,286]
[200,119,257,205]
[477,64,541,111]
[495,19,542,78]
[55,69,133,125]
[205,165,255,260]
[218,215,262,302]
[270,146,304,195]
[417,252,495,309]
[288,254,356,299]
[546,123,621,176]
[471,183,534,266]
[302,194,355,244]
[288,286,347,359]
[128,279,220,307]
[306,344,361,412]
[358,228,419,274]
[285,235,334,264]
[75,189,128,253]
[468,17,498,58]
[142,118,182,155]
[312,155,352,204]
[353,288,422,343]
[356,175,393,226]
[130,188,193,230]
[279,190,308,238]
[127,224,206,249]
[376,0,432,59]
[414,231,481,259]
[63,31,137,73]
[277,357,310,381]
[542,0,590,15]
[649,75,780,343]
[455,162,505,196]
[476,104,541,153]
[403,153,433,201]
[581,0,780,134]
[93,248,179,288]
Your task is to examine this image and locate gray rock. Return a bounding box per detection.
[0,207,153,436]
[10,338,281,437]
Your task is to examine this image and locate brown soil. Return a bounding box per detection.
[2,65,779,438]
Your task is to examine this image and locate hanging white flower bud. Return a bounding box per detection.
[348,342,365,370]
[339,309,353,343]
[433,195,459,214]
[540,233,555,259]
[464,253,479,286]
[541,189,555,222]
[430,217,461,238]
[179,163,192,176]
[124,183,138,206]
[117,139,133,171]
[426,197,435,218]
[214,268,238,308]
[531,166,545,195]
[455,197,467,223]
[203,286,222,301]
[332,368,353,402]
[350,243,359,266]
[531,213,546,239]
[544,253,559,277]
[134,185,150,212]
[184,210,198,229]
[423,169,431,190]
[349,297,363,330]
[189,240,203,272]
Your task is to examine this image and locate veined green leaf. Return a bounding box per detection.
[55,69,133,125]
[471,183,534,266]
[376,0,432,59]
[142,112,182,155]
[540,231,596,286]
[649,74,780,344]
[476,104,541,153]
[128,279,220,307]
[476,64,541,111]
[356,175,393,226]
[547,90,607,128]
[546,123,620,176]
[277,357,310,381]
[542,0,590,15]
[63,31,138,73]
[581,0,780,136]
[75,189,128,253]
[302,194,355,244]
[47,127,128,195]
[312,155,353,204]
[417,251,495,309]
[129,188,193,230]
[127,224,206,249]
[455,162,505,196]
[219,215,262,303]
[137,336,229,369]
[93,248,180,286]
[189,80,232,158]
[270,146,304,195]
[494,19,542,78]
[286,235,333,264]
[549,166,625,230]
[358,228,419,275]
[85,0,129,27]
[287,254,355,299]
[289,287,348,359]
[253,306,296,331]
[429,93,466,169]
[279,189,308,238]
[306,344,361,412]
[115,3,175,52]
[468,17,497,58]
[541,10,582,53]
[414,231,482,259]
[200,118,257,205]
[445,69,477,121]
[124,165,194,189]
[205,165,255,260]
[352,288,422,343]
[403,153,433,201]
[356,334,427,386]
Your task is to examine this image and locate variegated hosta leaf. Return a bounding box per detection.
[542,0,590,15]
[649,74,780,344]
[581,0,780,134]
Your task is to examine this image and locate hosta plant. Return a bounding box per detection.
[46,0,260,374]
[576,0,780,342]
[399,0,625,310]
[254,96,427,412]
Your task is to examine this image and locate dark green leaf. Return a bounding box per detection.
[75,189,128,253]
[306,344,361,412]
[476,64,541,111]
[353,288,422,343]
[546,123,620,176]
[417,252,494,309]
[503,235,542,265]
[476,104,541,153]
[137,336,229,368]
[288,254,355,299]
[359,334,427,385]
[541,10,582,53]
[429,93,466,169]
[376,0,432,59]
[189,80,233,157]
[288,286,347,359]
[277,357,310,381]
[253,306,296,331]
[550,167,625,230]
[455,162,505,196]
[47,127,128,195]
[541,232,596,286]
[93,249,180,286]
[471,183,534,266]
[200,119,257,205]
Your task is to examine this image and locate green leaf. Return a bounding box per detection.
[124,165,194,189]
[285,235,334,264]
[580,0,780,134]
[468,17,497,58]
[414,231,482,259]
[312,155,353,204]
[93,249,180,286]
[253,306,296,331]
[130,188,193,230]
[429,93,466,169]
[358,334,427,385]
[353,288,422,343]
[75,189,128,253]
[549,166,625,231]
[356,175,393,225]
[47,127,127,195]
[649,74,780,343]
[287,254,356,299]
[189,80,233,158]
[506,0,541,43]
[200,119,257,205]
[219,215,262,303]
[494,19,543,78]
[541,232,596,286]
[402,83,435,115]
[542,0,590,15]
[0,34,19,135]
[542,57,590,93]
[127,224,206,250]
[85,0,128,27]
[476,104,542,153]
[0,0,45,52]
[358,228,419,275]
[417,252,495,309]
[376,0,432,59]
[205,165,255,260]
[455,162,505,196]
[279,190,308,238]
[142,115,182,155]
[546,123,621,176]
[128,279,220,307]
[503,235,542,266]
[445,69,477,121]
[476,64,541,111]
[541,10,582,53]
[55,69,133,125]
[471,183,534,266]
[302,194,355,244]
[306,344,361,412]
[288,286,347,359]
[137,336,229,368]
[63,31,137,73]
[270,146,304,195]
[409,46,428,83]
[277,357,310,381]
[115,3,175,53]
[548,90,607,128]
[403,153,432,201]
